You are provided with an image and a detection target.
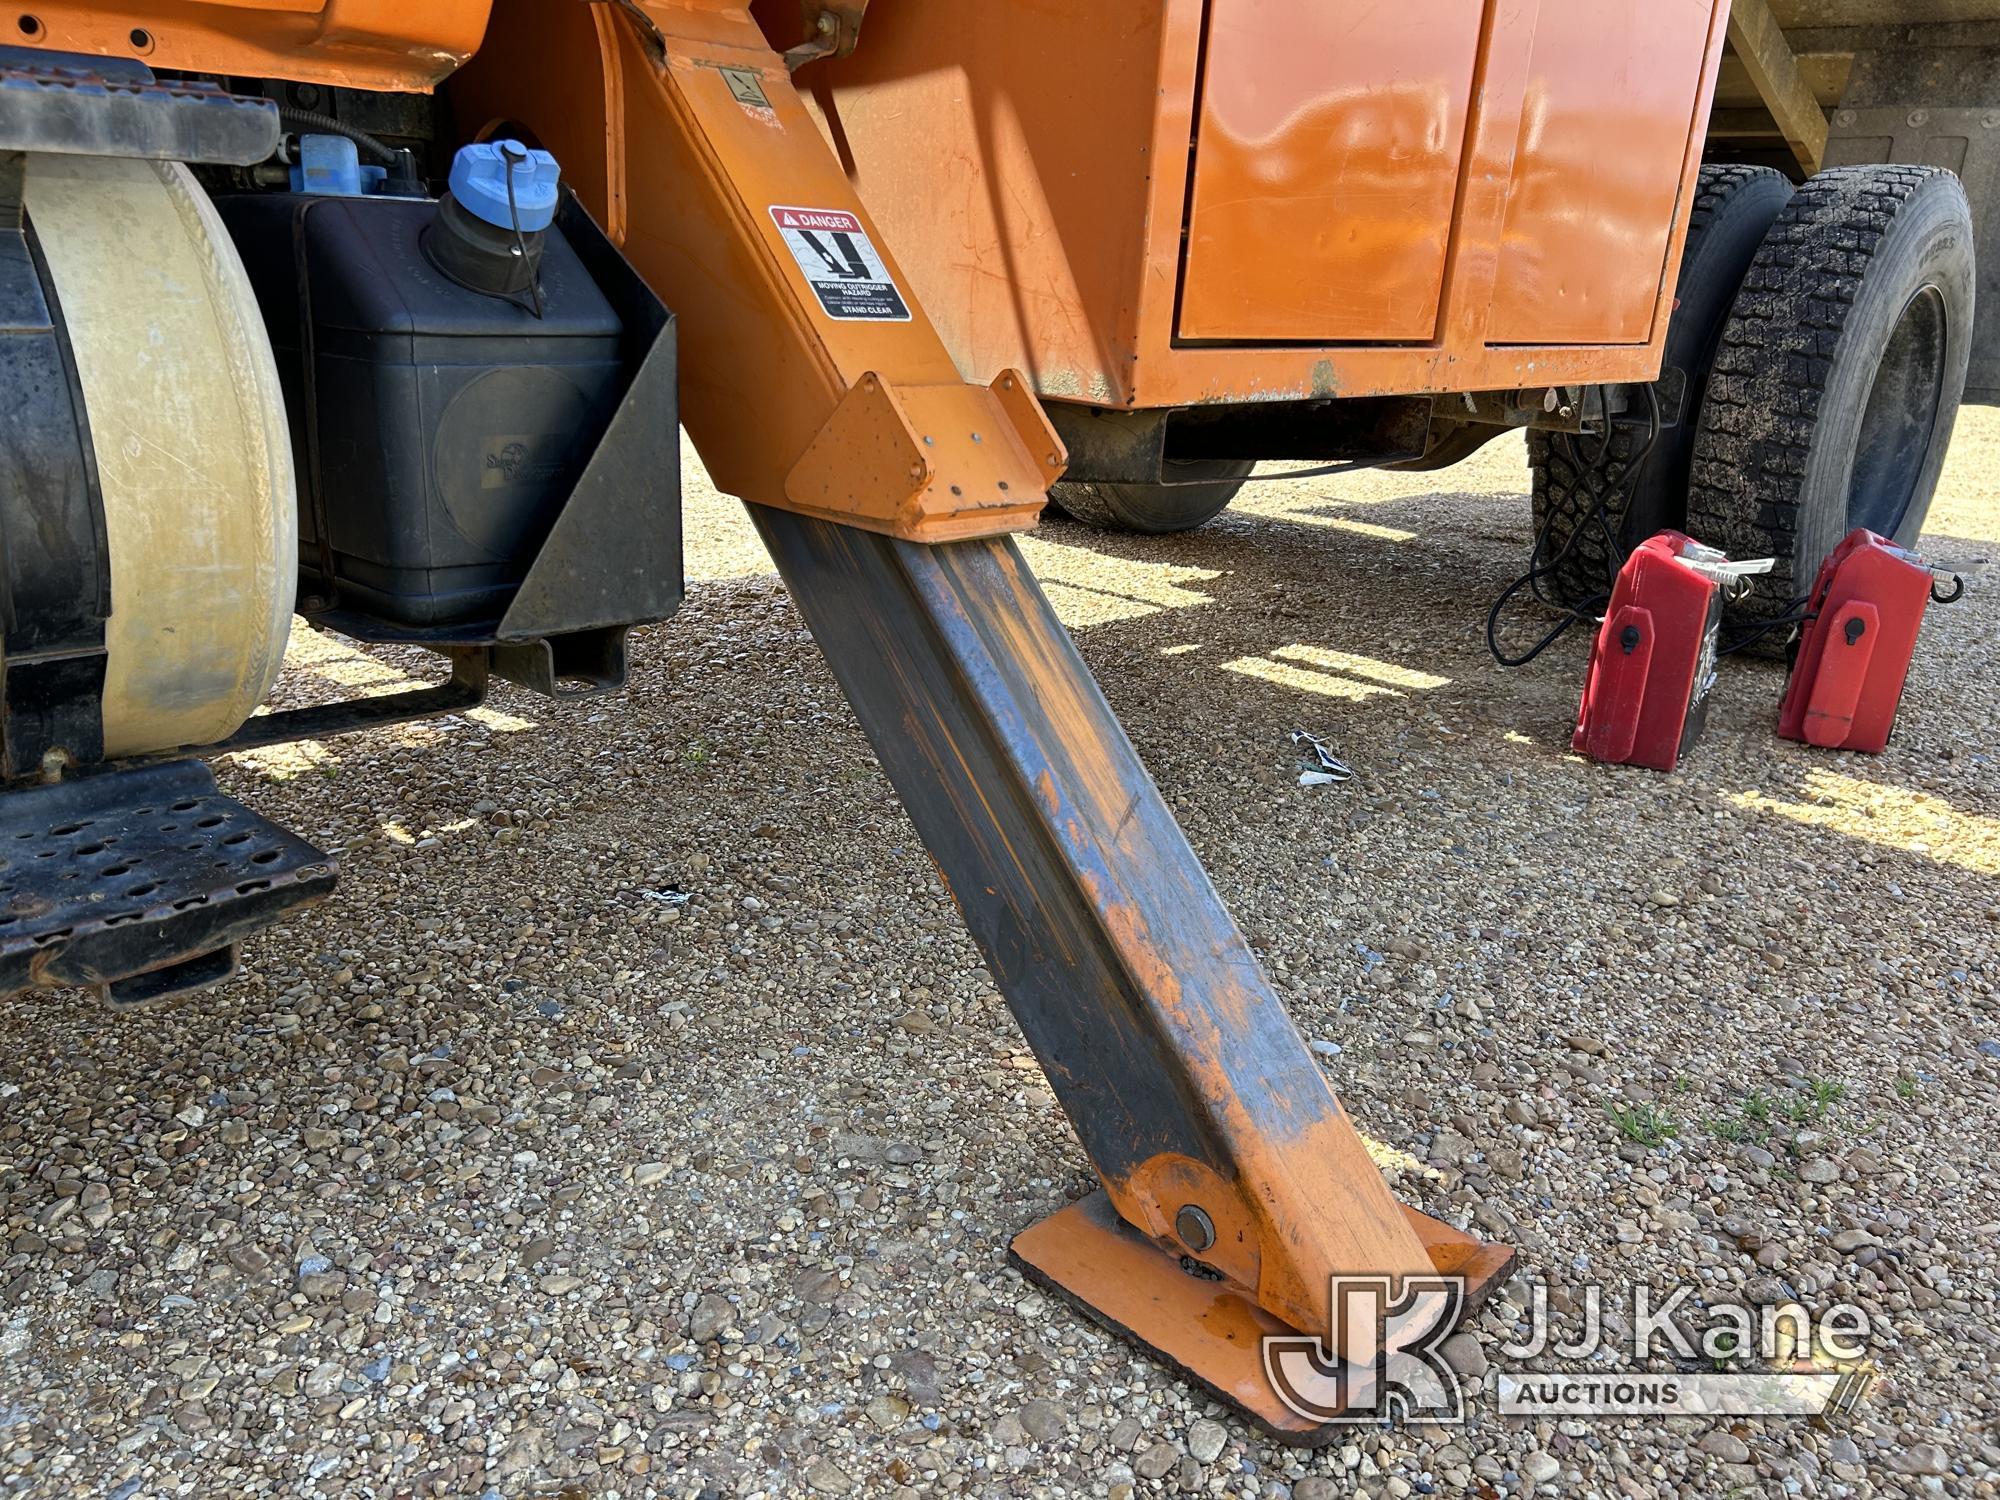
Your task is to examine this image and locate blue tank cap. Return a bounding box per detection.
[447,140,561,232]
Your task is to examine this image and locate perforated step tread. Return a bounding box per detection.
[0,760,335,1006]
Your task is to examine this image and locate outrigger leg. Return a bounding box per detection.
[456,0,1511,1440]
[751,510,1513,1439]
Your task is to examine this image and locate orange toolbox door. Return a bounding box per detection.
[1176,0,1484,344]
[1485,0,1717,345]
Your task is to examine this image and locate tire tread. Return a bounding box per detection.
[1686,164,1958,620]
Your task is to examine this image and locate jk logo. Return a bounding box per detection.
[1262,1276,1468,1425]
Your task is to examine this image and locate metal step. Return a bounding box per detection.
[0,760,335,1007]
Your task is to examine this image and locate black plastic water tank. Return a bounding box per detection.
[217,191,630,629]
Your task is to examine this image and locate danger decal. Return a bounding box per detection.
[769,205,911,322]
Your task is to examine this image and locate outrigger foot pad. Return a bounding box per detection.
[1010,1191,1515,1445]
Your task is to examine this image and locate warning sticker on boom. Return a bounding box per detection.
[769,205,911,322]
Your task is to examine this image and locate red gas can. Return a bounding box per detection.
[1778,529,1936,754]
[1573,532,1730,772]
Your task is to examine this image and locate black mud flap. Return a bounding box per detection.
[0,760,334,1007]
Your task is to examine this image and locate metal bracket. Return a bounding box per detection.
[782,0,870,71]
[187,650,490,758]
[1440,385,1591,433]
[783,369,1063,541]
[494,192,683,644]
[490,631,628,698]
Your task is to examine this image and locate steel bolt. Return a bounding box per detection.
[1175,1204,1216,1252]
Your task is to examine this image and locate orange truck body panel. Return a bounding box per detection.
[1486,0,1724,346]
[1179,0,1485,345]
[799,0,1729,407]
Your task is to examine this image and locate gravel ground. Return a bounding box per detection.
[3,409,1998,1500]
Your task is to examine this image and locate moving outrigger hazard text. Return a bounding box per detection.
[770,206,911,322]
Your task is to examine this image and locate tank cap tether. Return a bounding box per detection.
[447,140,560,231]
[429,141,563,305]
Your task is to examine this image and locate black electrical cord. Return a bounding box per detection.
[1528,412,1624,612]
[1236,453,1426,483]
[1717,596,1814,657]
[277,107,399,165]
[1486,386,1663,667]
[1154,453,1426,486]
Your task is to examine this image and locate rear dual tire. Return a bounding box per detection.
[1530,163,1973,639]
[1687,164,1974,634]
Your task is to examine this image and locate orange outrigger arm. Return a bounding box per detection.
[452,0,1511,1438]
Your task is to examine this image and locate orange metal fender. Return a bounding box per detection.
[13,1,492,92]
